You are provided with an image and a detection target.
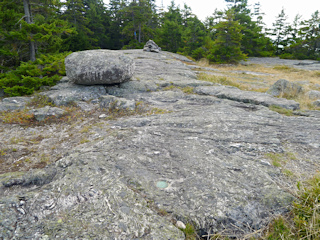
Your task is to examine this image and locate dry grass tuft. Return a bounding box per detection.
[195,60,320,110]
[264,174,320,240]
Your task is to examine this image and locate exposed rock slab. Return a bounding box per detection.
[195,85,300,110]
[1,50,320,239]
[29,106,66,121]
[0,97,30,111]
[244,57,320,71]
[65,50,135,85]
[43,77,107,106]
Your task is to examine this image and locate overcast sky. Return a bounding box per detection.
[104,0,320,28]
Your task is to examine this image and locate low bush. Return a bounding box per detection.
[0,52,71,97]
[265,174,320,239]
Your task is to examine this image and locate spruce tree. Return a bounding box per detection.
[207,10,247,63]
[271,8,289,55]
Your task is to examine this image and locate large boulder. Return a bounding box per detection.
[306,90,320,100]
[65,50,135,85]
[267,79,303,97]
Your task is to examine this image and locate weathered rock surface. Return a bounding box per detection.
[143,40,161,53]
[65,49,135,85]
[43,77,107,106]
[306,90,320,100]
[313,99,320,107]
[195,85,300,110]
[29,106,67,121]
[1,50,320,239]
[0,97,30,111]
[244,57,320,71]
[267,79,303,97]
[100,95,136,111]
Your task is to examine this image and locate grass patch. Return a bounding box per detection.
[0,105,82,126]
[312,71,320,77]
[198,73,242,89]
[268,105,294,116]
[103,101,170,120]
[163,85,194,94]
[1,109,35,125]
[80,137,89,144]
[180,223,197,240]
[27,94,55,108]
[273,65,300,72]
[266,153,284,167]
[193,60,320,111]
[265,152,297,168]
[265,174,320,239]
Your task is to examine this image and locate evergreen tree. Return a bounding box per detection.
[183,16,206,56]
[0,0,73,70]
[156,1,183,52]
[271,8,289,55]
[285,11,320,60]
[231,0,274,56]
[207,10,247,63]
[83,0,111,49]
[121,0,158,48]
[107,0,127,49]
[62,0,93,51]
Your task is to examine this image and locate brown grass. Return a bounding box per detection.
[195,60,320,110]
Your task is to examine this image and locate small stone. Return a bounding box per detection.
[99,114,107,119]
[176,221,186,229]
[312,100,320,107]
[156,181,168,189]
[29,106,66,121]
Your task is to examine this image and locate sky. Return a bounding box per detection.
[104,0,320,28]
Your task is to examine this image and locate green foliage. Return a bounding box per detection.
[266,174,320,239]
[0,52,70,96]
[191,47,208,60]
[207,10,247,64]
[231,0,274,57]
[268,105,294,116]
[180,223,197,240]
[266,216,292,240]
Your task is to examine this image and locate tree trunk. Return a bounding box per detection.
[138,24,141,43]
[23,0,36,61]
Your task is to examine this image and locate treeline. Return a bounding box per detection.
[0,0,319,96]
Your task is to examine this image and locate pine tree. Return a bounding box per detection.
[156,1,183,52]
[286,11,320,60]
[121,0,158,48]
[107,0,127,49]
[271,8,289,55]
[231,0,274,57]
[207,10,247,63]
[0,0,73,70]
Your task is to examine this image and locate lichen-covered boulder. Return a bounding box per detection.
[267,79,303,97]
[306,90,320,100]
[65,50,135,85]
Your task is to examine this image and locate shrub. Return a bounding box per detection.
[265,174,320,239]
[0,52,71,97]
[191,47,208,60]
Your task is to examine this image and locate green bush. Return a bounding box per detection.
[191,47,208,60]
[0,52,71,97]
[266,174,320,239]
